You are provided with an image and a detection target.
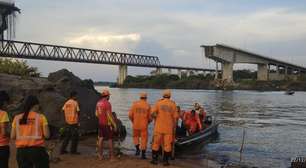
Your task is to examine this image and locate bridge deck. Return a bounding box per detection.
[201,44,306,71]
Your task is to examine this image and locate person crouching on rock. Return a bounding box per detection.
[11,95,50,168]
[0,91,10,168]
[128,92,151,159]
[96,89,117,160]
[60,91,81,155]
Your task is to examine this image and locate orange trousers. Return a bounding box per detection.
[152,133,173,152]
[133,129,148,150]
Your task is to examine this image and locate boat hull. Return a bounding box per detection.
[175,122,219,150]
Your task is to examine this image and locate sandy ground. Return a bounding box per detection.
[8,136,220,168]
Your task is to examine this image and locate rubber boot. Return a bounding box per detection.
[141,150,146,159]
[150,150,158,165]
[163,152,170,166]
[135,144,140,156]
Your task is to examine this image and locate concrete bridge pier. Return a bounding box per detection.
[186,70,191,77]
[118,65,128,85]
[177,69,182,78]
[276,65,280,75]
[215,62,219,80]
[201,71,206,77]
[189,70,194,76]
[257,64,269,81]
[222,62,234,82]
[167,68,172,74]
[156,68,162,75]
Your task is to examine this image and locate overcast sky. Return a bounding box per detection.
[8,0,306,81]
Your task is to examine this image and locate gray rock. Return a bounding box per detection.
[0,69,100,133]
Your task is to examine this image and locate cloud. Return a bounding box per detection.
[67,32,141,45]
[173,8,306,45]
[14,0,306,80]
[64,30,142,53]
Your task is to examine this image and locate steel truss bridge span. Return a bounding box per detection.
[0,40,161,67]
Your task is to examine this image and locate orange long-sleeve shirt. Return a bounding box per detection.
[183,111,202,130]
[128,99,151,130]
[151,98,178,135]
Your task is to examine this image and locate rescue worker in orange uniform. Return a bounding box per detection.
[194,103,207,123]
[128,92,151,159]
[60,91,81,154]
[151,89,178,166]
[183,110,202,135]
[11,95,50,168]
[0,91,10,168]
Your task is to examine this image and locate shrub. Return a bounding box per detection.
[0,58,40,77]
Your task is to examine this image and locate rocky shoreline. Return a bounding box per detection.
[0,70,268,168]
[0,69,100,133]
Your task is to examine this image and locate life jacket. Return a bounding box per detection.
[14,112,45,148]
[96,99,114,126]
[183,111,202,132]
[63,99,79,125]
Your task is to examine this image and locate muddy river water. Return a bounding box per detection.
[95,87,306,168]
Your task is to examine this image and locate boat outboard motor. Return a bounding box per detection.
[117,123,127,142]
[204,116,212,125]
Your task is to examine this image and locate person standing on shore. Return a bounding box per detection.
[151,89,178,166]
[96,89,117,160]
[11,95,50,168]
[0,91,10,168]
[128,92,151,159]
[60,91,81,155]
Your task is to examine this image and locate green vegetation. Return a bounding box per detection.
[234,70,257,81]
[0,58,40,77]
[123,70,306,91]
[123,74,216,89]
[298,74,306,81]
[94,81,117,87]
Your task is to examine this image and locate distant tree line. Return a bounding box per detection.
[234,70,257,81]
[123,73,216,89]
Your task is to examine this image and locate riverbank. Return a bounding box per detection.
[122,74,306,91]
[8,135,221,168]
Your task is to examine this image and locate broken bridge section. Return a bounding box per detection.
[201,44,306,82]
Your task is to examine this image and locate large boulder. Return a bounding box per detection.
[47,69,100,132]
[0,69,100,133]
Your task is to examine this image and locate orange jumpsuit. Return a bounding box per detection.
[128,99,151,150]
[183,111,202,135]
[151,98,178,152]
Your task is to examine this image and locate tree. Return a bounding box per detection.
[0,58,40,77]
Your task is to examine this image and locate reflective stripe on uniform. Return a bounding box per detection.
[16,113,41,140]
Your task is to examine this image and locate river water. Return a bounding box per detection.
[95,87,306,168]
